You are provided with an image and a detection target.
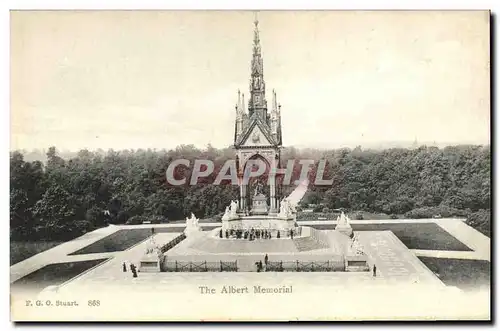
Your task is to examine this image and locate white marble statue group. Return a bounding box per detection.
[222,200,239,221]
[145,235,160,256]
[185,212,201,232]
[350,233,364,256]
[337,211,351,227]
[221,198,295,221]
[278,198,295,218]
[230,200,239,217]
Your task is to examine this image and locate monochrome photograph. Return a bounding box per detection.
[9,10,491,321]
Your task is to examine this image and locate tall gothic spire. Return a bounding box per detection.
[249,12,267,119]
[234,13,282,148]
[252,14,262,72]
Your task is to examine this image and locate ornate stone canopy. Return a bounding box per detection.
[232,16,282,215]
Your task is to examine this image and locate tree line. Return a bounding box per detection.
[10,144,490,241]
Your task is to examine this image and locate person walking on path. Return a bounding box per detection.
[264,254,269,265]
[256,261,262,272]
[122,262,127,272]
[373,264,377,277]
[131,264,138,278]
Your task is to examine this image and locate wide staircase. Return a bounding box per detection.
[189,227,331,253]
[189,235,298,253]
[292,227,330,252]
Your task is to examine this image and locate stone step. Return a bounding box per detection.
[292,229,330,252]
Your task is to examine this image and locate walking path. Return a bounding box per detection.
[357,231,444,287]
[10,226,120,283]
[435,219,490,260]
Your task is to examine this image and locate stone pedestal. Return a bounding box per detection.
[184,213,201,237]
[139,254,161,272]
[336,225,353,237]
[250,193,268,215]
[335,211,353,237]
[184,227,201,237]
[222,219,230,231]
[220,214,296,231]
[344,255,370,272]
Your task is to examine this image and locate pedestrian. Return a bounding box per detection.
[131,264,138,278]
[122,262,127,272]
[373,264,377,277]
[264,254,269,265]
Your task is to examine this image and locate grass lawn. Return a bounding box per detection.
[199,225,218,230]
[419,257,490,291]
[310,223,472,251]
[297,211,401,222]
[11,259,108,292]
[11,241,65,266]
[69,229,159,255]
[69,226,218,255]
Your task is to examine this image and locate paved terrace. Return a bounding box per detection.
[10,218,492,321]
[10,218,490,287]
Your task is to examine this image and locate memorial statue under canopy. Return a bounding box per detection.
[254,182,263,196]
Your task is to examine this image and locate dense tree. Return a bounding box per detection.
[30,185,79,240]
[9,144,491,241]
[465,209,490,237]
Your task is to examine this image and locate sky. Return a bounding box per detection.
[10,10,490,151]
